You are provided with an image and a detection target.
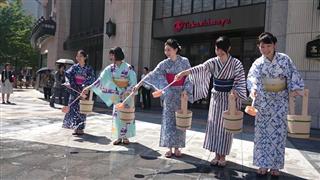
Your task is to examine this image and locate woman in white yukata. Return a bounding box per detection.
[175,36,247,167]
[247,32,304,176]
[134,39,193,158]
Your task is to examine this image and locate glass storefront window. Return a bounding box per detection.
[243,38,261,74]
[193,0,202,13]
[173,0,182,16]
[253,0,265,3]
[154,0,164,19]
[203,0,214,11]
[215,0,226,9]
[163,0,172,17]
[240,0,252,6]
[226,0,239,7]
[154,0,265,19]
[181,0,192,15]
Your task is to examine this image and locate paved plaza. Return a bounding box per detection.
[0,89,319,179]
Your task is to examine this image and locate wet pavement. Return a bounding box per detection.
[0,89,319,179]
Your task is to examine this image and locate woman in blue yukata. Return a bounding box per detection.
[82,47,137,145]
[175,36,247,167]
[134,39,193,158]
[63,50,96,135]
[247,32,304,176]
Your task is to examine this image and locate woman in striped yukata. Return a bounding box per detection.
[175,36,247,166]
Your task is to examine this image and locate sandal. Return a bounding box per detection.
[113,138,122,145]
[256,168,267,176]
[218,159,227,167]
[165,151,173,158]
[210,158,219,166]
[123,138,130,145]
[174,149,182,157]
[270,169,280,176]
[72,129,84,136]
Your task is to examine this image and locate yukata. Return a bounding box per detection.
[143,55,193,148]
[247,52,304,169]
[189,56,246,155]
[63,64,95,130]
[91,62,137,139]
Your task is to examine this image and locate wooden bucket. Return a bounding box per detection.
[223,93,244,134]
[80,90,94,114]
[119,107,135,123]
[287,89,311,139]
[175,91,192,130]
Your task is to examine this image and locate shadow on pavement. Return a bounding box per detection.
[1,138,308,179]
[73,134,112,145]
[133,153,305,180]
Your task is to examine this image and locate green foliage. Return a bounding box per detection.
[0,0,38,69]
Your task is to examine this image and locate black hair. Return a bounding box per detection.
[58,64,65,69]
[143,67,149,71]
[258,32,277,44]
[215,36,231,53]
[77,49,88,64]
[4,63,10,70]
[78,49,87,58]
[109,47,125,61]
[165,39,181,54]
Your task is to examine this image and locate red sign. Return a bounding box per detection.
[173,18,231,32]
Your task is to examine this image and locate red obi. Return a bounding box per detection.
[166,73,186,86]
[75,75,85,85]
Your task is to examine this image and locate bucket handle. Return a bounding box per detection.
[88,90,93,101]
[228,91,236,115]
[289,89,309,116]
[181,91,188,114]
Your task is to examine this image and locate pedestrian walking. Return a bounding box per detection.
[175,36,247,166]
[41,70,54,100]
[140,67,151,109]
[1,63,14,104]
[247,32,304,176]
[50,64,66,107]
[62,50,95,135]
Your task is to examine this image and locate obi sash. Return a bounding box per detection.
[213,78,234,92]
[75,75,85,85]
[262,78,286,92]
[113,77,129,88]
[166,73,186,86]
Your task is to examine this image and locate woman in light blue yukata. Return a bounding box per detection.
[247,32,304,176]
[134,39,193,158]
[83,47,137,145]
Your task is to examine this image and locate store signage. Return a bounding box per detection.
[306,39,320,58]
[173,18,231,32]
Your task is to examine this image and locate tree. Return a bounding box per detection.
[0,0,38,70]
[0,0,8,8]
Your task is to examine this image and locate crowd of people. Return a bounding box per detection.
[1,31,305,177]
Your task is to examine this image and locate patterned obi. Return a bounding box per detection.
[113,77,129,88]
[75,75,85,85]
[262,77,287,92]
[166,73,186,86]
[213,78,234,92]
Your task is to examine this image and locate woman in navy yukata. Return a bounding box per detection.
[62,50,95,135]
